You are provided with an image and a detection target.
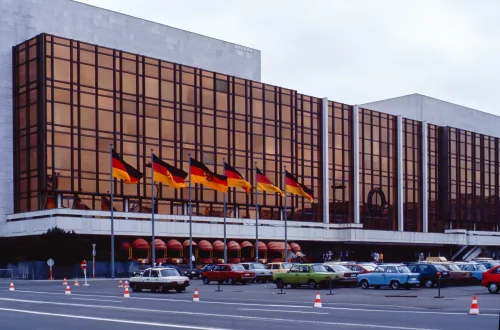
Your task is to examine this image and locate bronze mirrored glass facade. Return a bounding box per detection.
[12,34,500,233]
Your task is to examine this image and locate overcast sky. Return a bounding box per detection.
[79,0,500,115]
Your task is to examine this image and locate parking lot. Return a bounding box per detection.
[0,279,498,330]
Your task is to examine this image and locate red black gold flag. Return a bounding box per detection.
[224,162,252,194]
[111,149,143,184]
[147,154,187,189]
[256,168,284,196]
[190,158,228,193]
[285,170,314,202]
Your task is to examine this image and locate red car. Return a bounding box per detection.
[481,265,500,294]
[201,264,255,285]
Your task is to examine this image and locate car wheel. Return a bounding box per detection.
[227,278,235,285]
[307,280,316,289]
[131,284,141,292]
[276,279,284,289]
[360,280,369,290]
[175,287,185,293]
[202,277,210,285]
[390,281,400,290]
[488,283,499,294]
[424,280,434,288]
[156,284,165,293]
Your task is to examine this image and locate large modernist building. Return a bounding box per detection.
[1,0,499,262]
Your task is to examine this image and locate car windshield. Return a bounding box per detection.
[397,266,411,273]
[250,264,266,269]
[332,265,351,272]
[312,265,327,272]
[282,263,292,269]
[434,265,447,271]
[160,269,180,277]
[475,264,487,270]
[231,265,245,271]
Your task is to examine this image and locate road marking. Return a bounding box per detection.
[72,297,123,303]
[0,299,441,330]
[239,308,328,315]
[6,290,499,317]
[0,307,228,329]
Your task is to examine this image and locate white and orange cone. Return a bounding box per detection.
[125,280,129,286]
[8,282,14,291]
[63,277,67,286]
[193,288,200,302]
[313,292,322,308]
[124,286,130,298]
[469,296,479,315]
[64,285,71,295]
[74,279,80,287]
[118,280,123,288]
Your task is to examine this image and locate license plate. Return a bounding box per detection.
[351,274,357,277]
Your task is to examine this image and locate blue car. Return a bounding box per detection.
[357,264,420,290]
[456,262,487,281]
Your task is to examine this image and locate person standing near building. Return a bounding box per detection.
[379,253,384,264]
[191,254,196,268]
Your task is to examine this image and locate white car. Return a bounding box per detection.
[129,267,190,293]
[240,262,273,283]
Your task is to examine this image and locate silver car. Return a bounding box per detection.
[240,262,273,283]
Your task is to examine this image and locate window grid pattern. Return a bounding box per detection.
[427,124,442,232]
[327,101,353,223]
[402,118,422,232]
[359,108,397,230]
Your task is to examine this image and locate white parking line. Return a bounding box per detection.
[0,299,442,330]
[239,308,328,315]
[72,297,123,303]
[0,307,228,330]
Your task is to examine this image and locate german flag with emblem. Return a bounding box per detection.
[285,170,313,202]
[111,149,143,184]
[256,168,284,196]
[224,163,252,194]
[147,154,187,189]
[190,158,228,192]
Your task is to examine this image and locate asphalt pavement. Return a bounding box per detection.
[0,279,498,330]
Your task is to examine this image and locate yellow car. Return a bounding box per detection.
[266,262,294,275]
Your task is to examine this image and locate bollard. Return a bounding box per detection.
[326,277,334,296]
[215,273,222,292]
[277,284,286,295]
[434,274,444,299]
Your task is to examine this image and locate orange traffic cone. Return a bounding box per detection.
[124,286,130,298]
[63,277,67,286]
[118,280,123,288]
[74,279,80,287]
[193,288,200,302]
[469,296,479,315]
[64,285,71,295]
[313,292,322,308]
[9,282,14,291]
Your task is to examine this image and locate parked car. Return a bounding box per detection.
[273,264,338,289]
[455,262,487,282]
[240,262,273,283]
[474,260,500,270]
[198,264,216,273]
[174,264,202,279]
[428,262,473,285]
[129,267,190,293]
[407,263,452,288]
[323,263,360,286]
[344,263,376,274]
[201,264,255,285]
[481,265,500,293]
[266,262,294,275]
[357,264,420,290]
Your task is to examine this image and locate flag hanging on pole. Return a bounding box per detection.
[190,158,228,192]
[224,163,252,193]
[111,149,143,184]
[256,168,284,196]
[285,170,314,202]
[146,154,188,188]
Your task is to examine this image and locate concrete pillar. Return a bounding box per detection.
[422,122,428,232]
[57,193,62,208]
[353,105,360,224]
[124,198,129,212]
[235,205,239,218]
[321,97,329,224]
[397,116,404,231]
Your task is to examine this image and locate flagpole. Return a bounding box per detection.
[188,154,193,271]
[151,149,155,267]
[109,143,115,279]
[284,166,287,262]
[255,162,259,262]
[223,158,227,263]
